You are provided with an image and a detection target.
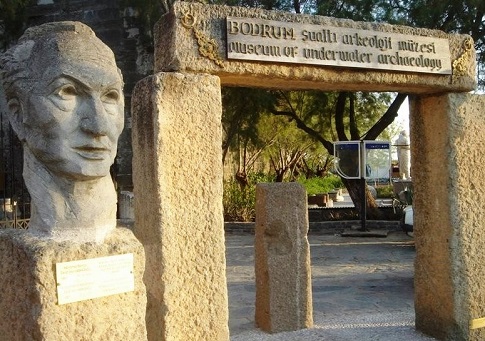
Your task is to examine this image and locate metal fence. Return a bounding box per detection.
[0,112,30,229]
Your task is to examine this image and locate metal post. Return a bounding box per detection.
[360,140,367,232]
[13,200,17,228]
[360,176,367,231]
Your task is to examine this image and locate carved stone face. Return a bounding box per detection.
[14,30,124,180]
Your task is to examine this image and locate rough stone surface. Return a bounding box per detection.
[255,182,313,333]
[131,72,229,341]
[0,227,147,341]
[155,2,476,94]
[411,93,485,341]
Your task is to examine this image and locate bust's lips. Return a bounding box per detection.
[73,145,111,160]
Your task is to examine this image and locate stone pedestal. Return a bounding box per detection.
[255,182,313,333]
[412,93,485,341]
[0,227,147,340]
[131,72,229,341]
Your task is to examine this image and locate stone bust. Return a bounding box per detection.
[396,130,411,179]
[0,21,124,243]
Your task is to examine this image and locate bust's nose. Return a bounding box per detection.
[79,96,110,137]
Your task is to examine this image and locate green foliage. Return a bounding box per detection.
[223,173,274,221]
[267,90,395,152]
[315,0,484,89]
[316,0,380,21]
[297,175,343,195]
[375,185,394,198]
[258,112,314,181]
[223,179,255,222]
[403,0,485,89]
[273,90,334,141]
[222,87,275,154]
[208,0,295,12]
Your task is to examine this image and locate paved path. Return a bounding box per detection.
[226,232,437,340]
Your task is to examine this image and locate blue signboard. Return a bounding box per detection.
[334,142,361,179]
[365,143,390,150]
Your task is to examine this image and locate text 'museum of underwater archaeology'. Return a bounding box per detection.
[227,17,451,74]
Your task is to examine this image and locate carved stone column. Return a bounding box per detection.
[255,182,313,333]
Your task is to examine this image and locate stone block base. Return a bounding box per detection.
[0,227,147,341]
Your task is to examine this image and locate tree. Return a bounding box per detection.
[317,0,485,89]
[222,86,344,186]
[271,0,484,213]
[221,87,278,187]
[221,87,404,217]
[404,0,485,89]
[318,0,484,210]
[121,0,163,42]
[267,89,405,217]
[258,113,314,182]
[222,87,275,164]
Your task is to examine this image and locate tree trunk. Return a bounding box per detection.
[275,171,285,182]
[235,170,249,189]
[340,177,383,220]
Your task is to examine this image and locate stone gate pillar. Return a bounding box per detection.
[131,72,228,341]
[412,93,485,341]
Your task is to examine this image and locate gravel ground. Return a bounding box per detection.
[230,311,436,340]
[226,232,437,341]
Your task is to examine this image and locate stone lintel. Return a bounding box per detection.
[0,227,147,341]
[412,93,485,341]
[155,2,476,94]
[131,72,229,341]
[255,182,313,333]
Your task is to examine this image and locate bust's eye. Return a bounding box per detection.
[102,89,120,103]
[56,84,78,99]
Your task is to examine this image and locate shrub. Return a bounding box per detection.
[297,175,344,195]
[223,173,274,222]
[223,173,346,221]
[375,185,394,198]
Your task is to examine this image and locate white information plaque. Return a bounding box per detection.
[56,253,134,305]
